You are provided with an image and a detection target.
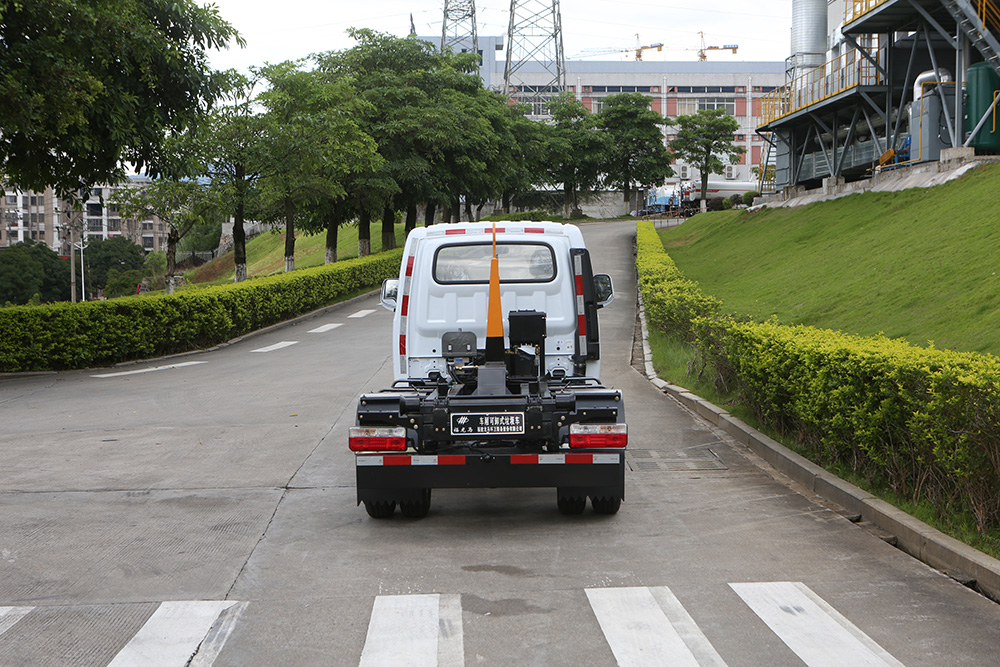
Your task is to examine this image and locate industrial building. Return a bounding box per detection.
[759,0,1000,192]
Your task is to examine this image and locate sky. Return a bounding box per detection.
[204,0,794,73]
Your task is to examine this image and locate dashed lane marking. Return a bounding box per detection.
[308,323,343,333]
[91,362,207,378]
[250,341,298,353]
[348,309,377,318]
[108,600,245,667]
[730,582,905,667]
[359,594,464,667]
[0,607,33,638]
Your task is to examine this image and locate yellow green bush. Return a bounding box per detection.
[0,249,402,373]
[637,220,1000,532]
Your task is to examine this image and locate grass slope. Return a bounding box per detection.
[186,224,406,286]
[659,163,1000,356]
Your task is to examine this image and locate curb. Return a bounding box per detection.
[636,289,1000,602]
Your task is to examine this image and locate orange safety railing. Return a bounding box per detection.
[760,43,883,125]
[980,0,1000,35]
[846,0,893,23]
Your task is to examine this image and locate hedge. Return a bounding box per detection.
[0,249,403,373]
[636,220,1000,532]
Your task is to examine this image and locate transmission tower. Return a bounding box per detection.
[441,0,479,58]
[503,0,566,114]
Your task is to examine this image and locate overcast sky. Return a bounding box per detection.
[205,0,794,72]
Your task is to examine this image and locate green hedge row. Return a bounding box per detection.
[636,220,1000,532]
[0,249,403,373]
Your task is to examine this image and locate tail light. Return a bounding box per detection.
[569,423,628,449]
[349,427,407,452]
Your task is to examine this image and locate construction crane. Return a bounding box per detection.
[696,31,738,61]
[627,37,664,61]
[570,33,737,61]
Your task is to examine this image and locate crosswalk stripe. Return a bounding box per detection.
[108,600,242,667]
[92,361,207,378]
[0,607,33,638]
[586,586,720,667]
[730,582,905,667]
[360,594,464,667]
[251,341,298,353]
[348,309,376,318]
[308,323,343,333]
[189,601,249,667]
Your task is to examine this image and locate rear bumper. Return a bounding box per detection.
[355,450,625,504]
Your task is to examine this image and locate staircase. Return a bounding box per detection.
[942,0,1000,78]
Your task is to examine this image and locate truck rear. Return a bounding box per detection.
[350,221,627,518]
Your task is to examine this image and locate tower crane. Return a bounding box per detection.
[696,31,738,61]
[569,33,738,61]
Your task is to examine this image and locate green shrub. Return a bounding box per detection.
[706,197,725,212]
[481,210,554,222]
[0,249,403,373]
[742,191,756,206]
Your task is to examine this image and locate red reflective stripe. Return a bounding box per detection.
[511,454,538,464]
[577,314,587,334]
[445,229,466,235]
[383,456,411,466]
[401,295,409,316]
[399,335,406,355]
[491,227,505,233]
[575,274,584,294]
[405,255,415,276]
[565,453,592,464]
[525,227,544,233]
[438,455,466,465]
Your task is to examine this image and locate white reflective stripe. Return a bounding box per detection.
[411,456,439,465]
[730,582,905,667]
[586,587,708,667]
[360,595,440,667]
[357,456,384,466]
[108,601,240,667]
[593,454,621,464]
[0,607,33,638]
[539,454,566,464]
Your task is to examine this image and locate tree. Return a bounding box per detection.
[0,241,71,305]
[597,93,674,215]
[114,179,221,291]
[545,93,607,219]
[668,109,746,211]
[0,0,243,197]
[83,236,146,293]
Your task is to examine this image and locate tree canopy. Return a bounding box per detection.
[668,108,746,207]
[0,240,70,305]
[0,0,243,197]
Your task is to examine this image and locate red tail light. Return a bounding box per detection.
[569,423,627,448]
[349,427,407,452]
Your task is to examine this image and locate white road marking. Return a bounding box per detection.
[0,607,33,638]
[91,361,207,378]
[586,586,718,667]
[348,309,376,318]
[250,341,298,353]
[108,600,242,667]
[360,594,463,667]
[308,323,343,333]
[730,582,905,667]
[188,601,249,667]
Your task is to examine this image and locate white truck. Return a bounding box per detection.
[349,221,627,518]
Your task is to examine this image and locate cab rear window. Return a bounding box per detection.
[433,242,556,284]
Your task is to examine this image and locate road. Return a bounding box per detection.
[1,220,999,666]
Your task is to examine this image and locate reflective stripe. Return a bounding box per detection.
[358,454,618,466]
[445,228,466,235]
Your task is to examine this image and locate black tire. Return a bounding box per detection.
[400,489,432,519]
[591,496,622,515]
[557,493,587,515]
[364,500,396,518]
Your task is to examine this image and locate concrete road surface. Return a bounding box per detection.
[1,220,998,666]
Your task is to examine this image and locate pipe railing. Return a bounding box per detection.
[846,0,893,23]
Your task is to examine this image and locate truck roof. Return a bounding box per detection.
[406,221,585,246]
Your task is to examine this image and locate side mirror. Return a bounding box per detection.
[593,274,614,308]
[380,278,399,311]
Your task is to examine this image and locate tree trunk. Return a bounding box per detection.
[405,202,418,235]
[358,208,371,257]
[454,197,461,221]
[381,204,395,250]
[464,199,473,222]
[502,192,511,215]
[283,196,295,272]
[441,206,451,225]
[563,183,573,220]
[166,227,179,294]
[623,187,631,216]
[324,202,339,264]
[233,166,248,283]
[701,168,710,213]
[424,202,436,226]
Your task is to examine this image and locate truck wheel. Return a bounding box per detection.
[364,500,396,518]
[557,493,587,515]
[591,496,622,515]
[400,489,432,518]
